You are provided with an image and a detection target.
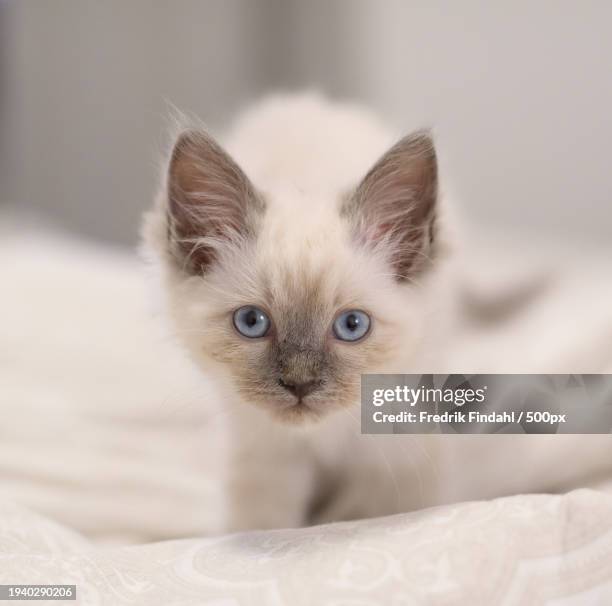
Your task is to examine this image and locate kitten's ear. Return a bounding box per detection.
[344,130,438,280]
[166,129,264,274]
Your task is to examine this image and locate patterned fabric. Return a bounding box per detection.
[1,489,611,605]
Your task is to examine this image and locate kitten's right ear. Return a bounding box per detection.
[165,129,264,274]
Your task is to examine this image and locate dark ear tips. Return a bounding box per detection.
[165,129,263,275]
[167,130,224,202]
[395,130,438,226]
[347,129,439,279]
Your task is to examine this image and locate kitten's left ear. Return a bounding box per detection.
[344,130,438,280]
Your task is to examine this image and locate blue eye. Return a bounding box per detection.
[333,310,371,342]
[233,306,271,338]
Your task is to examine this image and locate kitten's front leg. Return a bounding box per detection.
[223,411,317,532]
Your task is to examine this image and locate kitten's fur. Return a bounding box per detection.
[145,93,611,532]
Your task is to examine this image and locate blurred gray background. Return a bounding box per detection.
[1,1,611,247]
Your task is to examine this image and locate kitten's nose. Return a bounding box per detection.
[278,378,319,399]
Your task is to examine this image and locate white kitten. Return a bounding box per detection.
[144,93,612,532]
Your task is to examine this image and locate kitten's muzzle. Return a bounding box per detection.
[278,378,321,400]
[275,343,326,401]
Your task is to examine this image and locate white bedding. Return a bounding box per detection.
[1,489,612,605]
[1,216,612,603]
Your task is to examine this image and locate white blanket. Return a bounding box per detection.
[1,490,612,605]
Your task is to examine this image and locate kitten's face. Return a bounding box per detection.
[152,127,437,423]
[171,205,417,422]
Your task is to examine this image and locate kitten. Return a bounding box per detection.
[144,93,611,532]
[144,93,447,530]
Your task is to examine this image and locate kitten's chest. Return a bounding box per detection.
[304,412,442,514]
